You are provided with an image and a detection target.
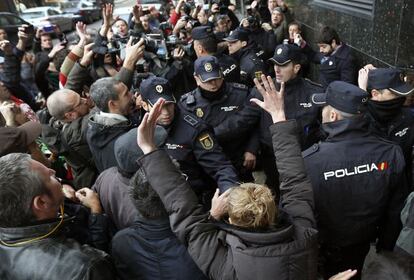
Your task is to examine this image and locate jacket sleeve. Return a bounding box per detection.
[193,129,240,191]
[115,67,134,89]
[65,62,91,94]
[269,120,316,229]
[377,150,410,251]
[137,150,228,278]
[339,56,357,85]
[301,43,322,65]
[213,88,262,141]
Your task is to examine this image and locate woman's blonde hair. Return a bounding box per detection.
[227,183,276,229]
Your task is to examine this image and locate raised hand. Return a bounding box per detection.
[251,75,286,123]
[137,98,166,154]
[80,42,95,67]
[210,188,231,220]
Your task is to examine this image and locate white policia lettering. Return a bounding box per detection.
[299,102,312,108]
[324,162,388,180]
[223,64,237,76]
[395,127,409,137]
[220,106,238,112]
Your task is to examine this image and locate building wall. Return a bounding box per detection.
[288,0,414,73]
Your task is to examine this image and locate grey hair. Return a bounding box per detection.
[0,153,45,227]
[47,89,73,120]
[90,77,121,112]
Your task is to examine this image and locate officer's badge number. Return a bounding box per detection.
[198,133,214,150]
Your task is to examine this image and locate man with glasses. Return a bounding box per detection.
[46,89,97,189]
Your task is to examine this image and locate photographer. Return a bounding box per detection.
[242,15,277,60]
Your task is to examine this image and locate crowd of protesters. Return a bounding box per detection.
[0,0,413,279]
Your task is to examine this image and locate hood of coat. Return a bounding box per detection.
[87,112,132,149]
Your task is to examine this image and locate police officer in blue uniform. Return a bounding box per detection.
[303,81,409,280]
[224,27,267,88]
[139,76,239,203]
[180,56,260,182]
[257,44,323,195]
[364,67,414,187]
[192,26,241,84]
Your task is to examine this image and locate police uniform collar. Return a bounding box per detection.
[322,116,370,141]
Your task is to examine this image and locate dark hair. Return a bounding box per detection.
[0,153,45,227]
[129,168,168,219]
[197,36,218,54]
[288,21,302,32]
[53,48,70,72]
[316,26,341,45]
[363,252,414,280]
[89,77,121,112]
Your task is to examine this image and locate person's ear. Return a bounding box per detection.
[241,41,247,47]
[331,39,337,49]
[371,89,380,98]
[293,63,301,74]
[141,101,149,112]
[107,99,117,112]
[194,75,202,86]
[330,109,338,122]
[64,111,75,121]
[32,194,52,218]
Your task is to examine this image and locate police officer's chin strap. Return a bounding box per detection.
[367,97,406,122]
[199,82,226,101]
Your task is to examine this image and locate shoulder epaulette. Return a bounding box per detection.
[232,83,248,90]
[183,114,199,127]
[305,78,323,88]
[302,143,319,157]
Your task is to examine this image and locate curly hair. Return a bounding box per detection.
[227,183,276,229]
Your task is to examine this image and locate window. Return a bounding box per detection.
[6,15,25,25]
[313,0,375,18]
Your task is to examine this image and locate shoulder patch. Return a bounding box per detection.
[198,133,214,150]
[304,78,323,88]
[302,143,319,158]
[183,114,199,127]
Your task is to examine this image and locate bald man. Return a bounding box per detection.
[46,89,97,188]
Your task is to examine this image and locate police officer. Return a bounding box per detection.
[192,26,241,83]
[180,56,260,182]
[139,76,239,202]
[224,27,267,87]
[258,44,323,194]
[363,67,414,187]
[298,26,357,89]
[303,81,409,280]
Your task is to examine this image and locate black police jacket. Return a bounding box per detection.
[180,83,260,166]
[303,116,409,250]
[303,43,357,89]
[260,77,323,151]
[215,52,241,84]
[163,108,239,193]
[366,106,414,187]
[231,44,268,88]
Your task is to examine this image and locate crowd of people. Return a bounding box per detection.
[0,0,413,279]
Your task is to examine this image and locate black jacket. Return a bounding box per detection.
[231,44,267,88]
[164,108,239,193]
[111,217,207,280]
[303,116,409,249]
[138,120,318,279]
[260,77,322,151]
[302,43,357,89]
[87,113,134,173]
[0,215,116,280]
[366,104,414,187]
[180,83,260,168]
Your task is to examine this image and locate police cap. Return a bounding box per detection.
[192,26,215,40]
[269,44,304,66]
[139,76,176,106]
[223,27,250,42]
[368,68,414,96]
[312,81,368,114]
[194,55,222,82]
